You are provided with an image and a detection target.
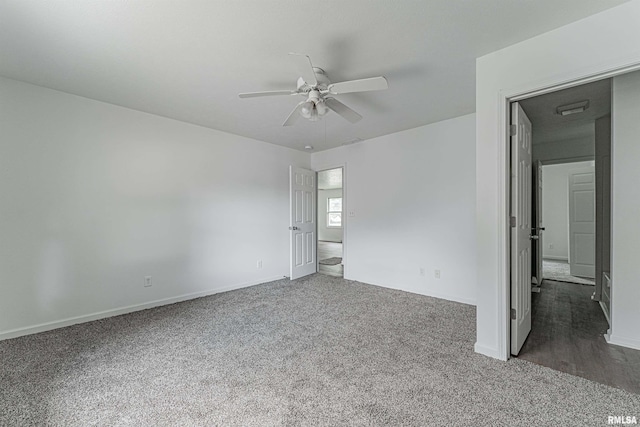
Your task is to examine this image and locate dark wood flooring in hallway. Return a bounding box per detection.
[518,279,640,394]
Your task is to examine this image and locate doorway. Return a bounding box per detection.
[510,79,610,358]
[539,161,596,287]
[508,78,640,393]
[317,167,344,278]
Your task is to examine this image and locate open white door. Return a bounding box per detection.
[511,102,533,356]
[569,168,596,278]
[290,166,316,280]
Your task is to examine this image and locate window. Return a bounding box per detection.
[327,197,342,228]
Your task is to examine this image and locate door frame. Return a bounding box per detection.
[532,160,543,288]
[314,162,348,278]
[536,159,596,266]
[499,63,640,360]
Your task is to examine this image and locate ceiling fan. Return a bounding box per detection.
[239,53,388,126]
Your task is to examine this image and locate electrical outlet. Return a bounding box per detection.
[434,270,441,279]
[549,243,554,249]
[257,260,263,269]
[144,276,152,287]
[420,267,425,276]
[348,211,356,217]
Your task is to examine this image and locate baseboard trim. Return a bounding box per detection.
[474,342,506,360]
[605,333,640,351]
[422,290,476,306]
[0,275,285,342]
[350,276,476,306]
[543,256,569,261]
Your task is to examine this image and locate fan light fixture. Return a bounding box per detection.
[300,91,329,122]
[238,53,388,126]
[556,100,589,116]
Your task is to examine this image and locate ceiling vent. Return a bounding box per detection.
[556,100,589,116]
[341,138,363,146]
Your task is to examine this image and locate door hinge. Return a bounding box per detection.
[510,124,517,136]
[511,308,516,320]
[510,216,517,227]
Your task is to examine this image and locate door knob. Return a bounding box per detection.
[289,226,299,230]
[530,235,539,240]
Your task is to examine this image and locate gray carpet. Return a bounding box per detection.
[1,274,638,426]
[543,259,595,285]
[319,257,342,266]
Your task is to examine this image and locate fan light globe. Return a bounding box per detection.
[300,101,314,119]
[316,101,329,116]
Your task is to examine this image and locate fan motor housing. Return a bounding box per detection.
[297,67,330,92]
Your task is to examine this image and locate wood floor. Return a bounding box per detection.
[518,279,640,394]
[318,240,343,278]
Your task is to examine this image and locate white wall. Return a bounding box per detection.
[318,189,343,242]
[610,70,640,349]
[475,0,640,359]
[533,135,594,164]
[0,76,309,339]
[312,114,477,305]
[541,161,595,261]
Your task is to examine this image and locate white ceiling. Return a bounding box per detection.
[520,79,611,145]
[318,168,343,190]
[0,1,628,152]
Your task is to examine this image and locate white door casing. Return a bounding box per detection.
[511,102,533,356]
[290,166,316,280]
[537,161,544,284]
[314,162,348,278]
[532,160,544,285]
[569,168,596,278]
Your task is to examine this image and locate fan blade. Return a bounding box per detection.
[239,90,297,98]
[324,98,362,123]
[289,52,317,87]
[282,101,306,126]
[327,76,388,95]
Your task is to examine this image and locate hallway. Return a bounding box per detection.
[518,280,640,394]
